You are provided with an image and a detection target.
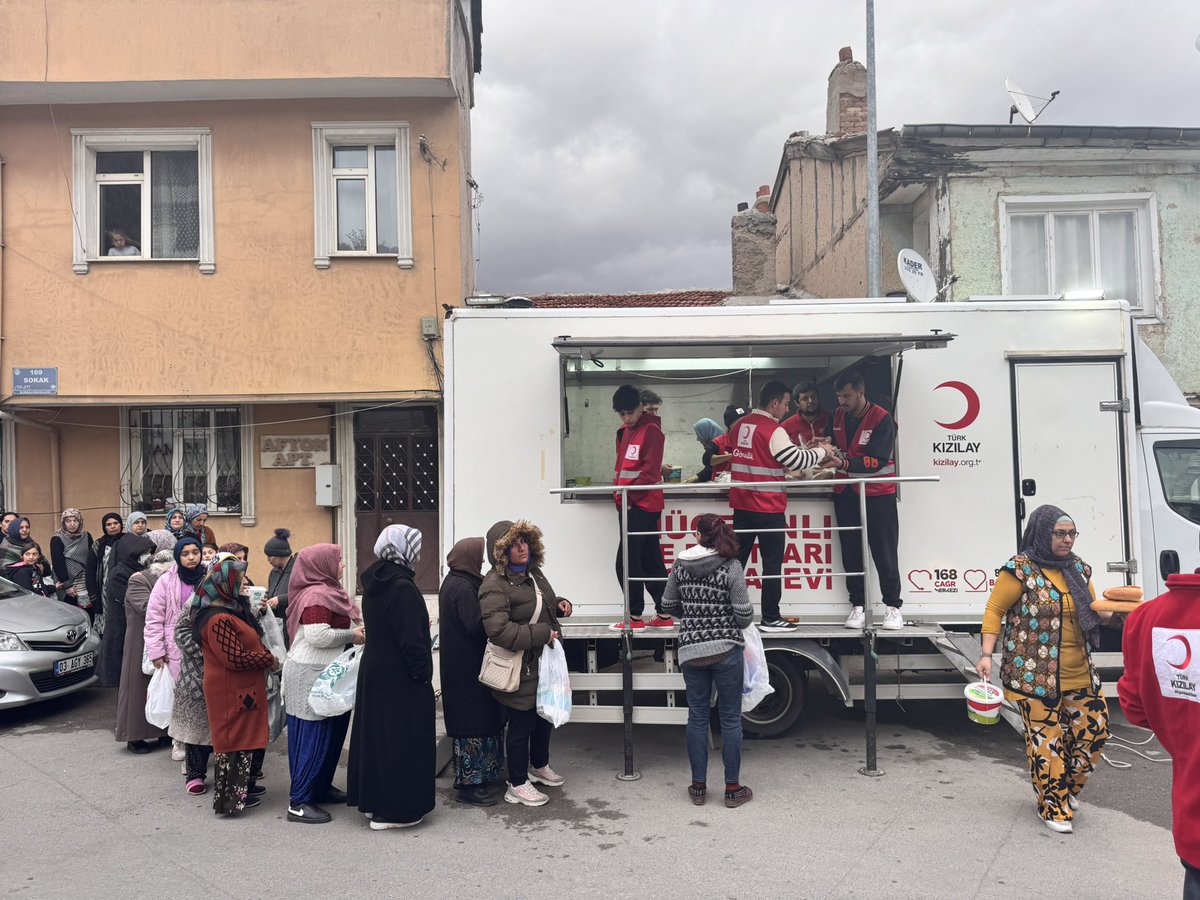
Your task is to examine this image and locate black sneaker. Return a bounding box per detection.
[287,803,332,824]
[456,785,499,807]
[248,784,266,797]
[242,796,262,810]
[757,619,799,633]
[126,741,152,754]
[321,786,348,804]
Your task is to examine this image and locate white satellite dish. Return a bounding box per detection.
[1006,78,1059,124]
[898,249,937,303]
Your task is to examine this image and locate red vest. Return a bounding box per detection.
[710,431,733,477]
[613,414,665,513]
[831,403,896,496]
[728,412,788,514]
[782,410,830,447]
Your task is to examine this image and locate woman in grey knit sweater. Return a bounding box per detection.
[661,514,754,808]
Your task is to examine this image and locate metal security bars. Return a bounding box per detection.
[126,406,242,513]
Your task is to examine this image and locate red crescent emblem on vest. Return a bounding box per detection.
[1167,634,1192,670]
[934,381,981,430]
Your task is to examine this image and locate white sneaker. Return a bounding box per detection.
[843,607,866,629]
[1067,795,1080,813]
[171,740,186,762]
[881,607,904,630]
[528,765,565,787]
[1041,815,1072,834]
[370,816,423,830]
[505,781,549,806]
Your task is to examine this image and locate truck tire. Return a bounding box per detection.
[742,651,807,738]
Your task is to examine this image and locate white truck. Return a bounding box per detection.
[442,298,1200,749]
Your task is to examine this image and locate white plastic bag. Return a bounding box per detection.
[258,607,287,663]
[145,666,175,729]
[742,626,774,712]
[141,646,155,676]
[536,640,572,728]
[308,647,359,718]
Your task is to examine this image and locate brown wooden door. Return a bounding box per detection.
[353,409,439,593]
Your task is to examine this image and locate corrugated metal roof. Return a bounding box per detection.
[532,290,732,309]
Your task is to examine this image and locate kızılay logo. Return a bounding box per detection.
[933,381,980,430]
[931,380,982,470]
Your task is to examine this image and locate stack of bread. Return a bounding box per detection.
[1091,585,1144,613]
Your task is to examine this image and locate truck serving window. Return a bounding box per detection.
[1154,441,1200,525]
[553,333,953,494]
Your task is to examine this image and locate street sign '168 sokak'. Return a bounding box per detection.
[12,368,58,395]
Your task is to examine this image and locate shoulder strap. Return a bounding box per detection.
[531,578,544,627]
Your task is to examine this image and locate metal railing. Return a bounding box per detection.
[549,475,939,780]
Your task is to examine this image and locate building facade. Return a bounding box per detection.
[0,0,482,590]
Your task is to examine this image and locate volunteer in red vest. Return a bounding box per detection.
[610,384,672,631]
[1117,571,1200,899]
[782,380,830,447]
[821,370,904,631]
[729,381,829,633]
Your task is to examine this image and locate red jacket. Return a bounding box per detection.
[781,410,830,447]
[613,413,665,513]
[200,610,276,753]
[1117,573,1200,866]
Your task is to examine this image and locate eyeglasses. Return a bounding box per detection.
[1052,530,1079,540]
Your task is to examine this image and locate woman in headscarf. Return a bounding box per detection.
[165,507,190,541]
[50,509,95,616]
[479,519,572,807]
[689,418,727,483]
[87,513,124,622]
[195,553,278,816]
[0,516,33,568]
[437,536,505,806]
[282,544,363,825]
[977,504,1116,834]
[97,530,155,688]
[145,534,205,763]
[218,542,252,587]
[187,505,217,546]
[347,524,435,829]
[116,530,176,753]
[169,542,217,795]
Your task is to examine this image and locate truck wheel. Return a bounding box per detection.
[742,652,807,738]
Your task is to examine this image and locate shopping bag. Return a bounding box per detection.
[308,647,359,718]
[144,666,175,729]
[266,672,285,743]
[141,646,155,676]
[258,607,287,663]
[536,640,572,728]
[742,626,774,712]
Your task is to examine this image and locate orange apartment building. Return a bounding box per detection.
[0,0,482,591]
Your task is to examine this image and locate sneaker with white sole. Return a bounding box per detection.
[644,615,676,630]
[505,781,549,806]
[171,740,186,762]
[370,816,423,830]
[608,618,646,632]
[881,607,904,630]
[1041,815,1072,834]
[758,618,799,633]
[527,765,565,787]
[843,606,866,629]
[1067,794,1080,812]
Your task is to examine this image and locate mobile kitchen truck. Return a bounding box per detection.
[442,297,1200,766]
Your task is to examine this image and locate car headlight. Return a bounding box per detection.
[0,631,29,651]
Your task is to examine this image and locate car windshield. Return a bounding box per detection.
[0,577,27,599]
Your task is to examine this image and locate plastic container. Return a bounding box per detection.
[963,681,1003,725]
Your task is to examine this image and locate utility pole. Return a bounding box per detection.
[865,0,881,297]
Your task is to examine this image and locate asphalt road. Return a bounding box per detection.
[0,682,1184,900]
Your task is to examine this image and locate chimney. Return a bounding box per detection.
[731,196,777,297]
[826,46,867,136]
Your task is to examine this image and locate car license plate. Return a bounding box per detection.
[54,652,94,676]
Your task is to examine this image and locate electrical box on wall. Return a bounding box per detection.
[420,316,439,339]
[315,464,341,507]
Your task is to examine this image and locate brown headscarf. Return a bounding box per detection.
[446,537,484,576]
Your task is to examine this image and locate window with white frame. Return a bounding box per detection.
[312,122,412,269]
[71,128,215,275]
[1001,193,1159,315]
[126,407,243,514]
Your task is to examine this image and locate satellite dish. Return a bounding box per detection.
[898,249,937,303]
[1006,78,1059,124]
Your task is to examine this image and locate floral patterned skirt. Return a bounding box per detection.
[452,734,505,787]
[213,750,253,815]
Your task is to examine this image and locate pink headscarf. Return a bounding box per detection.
[285,543,361,640]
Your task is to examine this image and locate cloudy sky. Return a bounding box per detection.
[470,1,1197,296]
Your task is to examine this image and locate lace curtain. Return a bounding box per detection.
[151,150,200,258]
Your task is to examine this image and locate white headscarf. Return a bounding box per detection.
[374,524,422,570]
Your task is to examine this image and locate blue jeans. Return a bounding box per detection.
[682,648,744,784]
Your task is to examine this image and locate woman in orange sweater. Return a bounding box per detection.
[976,504,1114,835]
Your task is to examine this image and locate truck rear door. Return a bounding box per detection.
[1011,360,1130,586]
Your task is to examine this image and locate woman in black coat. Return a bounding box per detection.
[97,533,154,688]
[438,537,505,806]
[346,524,435,830]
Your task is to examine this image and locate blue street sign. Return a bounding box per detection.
[12,368,58,395]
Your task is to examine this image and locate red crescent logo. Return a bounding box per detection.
[1167,634,1192,670]
[934,381,981,430]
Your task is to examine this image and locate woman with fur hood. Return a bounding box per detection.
[479,519,573,807]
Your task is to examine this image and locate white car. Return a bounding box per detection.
[0,579,100,708]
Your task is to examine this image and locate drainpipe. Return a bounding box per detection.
[0,412,62,515]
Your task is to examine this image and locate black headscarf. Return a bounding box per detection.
[1020,504,1100,648]
[173,536,205,586]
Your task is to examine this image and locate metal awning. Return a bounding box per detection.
[552,332,955,361]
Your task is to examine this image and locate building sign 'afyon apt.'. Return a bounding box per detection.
[260,435,331,468]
